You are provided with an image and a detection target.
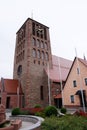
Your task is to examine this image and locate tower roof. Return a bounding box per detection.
[16,18,49,34]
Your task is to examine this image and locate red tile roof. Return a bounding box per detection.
[0,79,23,94]
[45,55,72,82]
[54,94,62,99]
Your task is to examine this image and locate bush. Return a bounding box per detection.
[41,115,87,130]
[34,104,41,108]
[12,107,20,115]
[41,116,59,130]
[44,105,58,117]
[35,111,45,118]
[20,110,29,115]
[60,107,67,114]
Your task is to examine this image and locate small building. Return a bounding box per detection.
[63,57,87,110]
[0,78,24,109]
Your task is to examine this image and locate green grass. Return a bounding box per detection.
[41,115,87,130]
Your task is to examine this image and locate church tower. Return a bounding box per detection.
[13,18,52,107]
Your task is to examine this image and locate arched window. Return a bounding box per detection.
[32,49,36,58]
[40,86,44,100]
[45,52,49,60]
[37,39,40,48]
[37,50,40,58]
[45,42,48,49]
[32,38,36,46]
[17,65,22,76]
[41,51,45,60]
[41,41,44,48]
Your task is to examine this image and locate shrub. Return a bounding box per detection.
[41,115,87,130]
[44,105,58,117]
[34,104,41,108]
[12,107,20,115]
[20,110,29,115]
[41,116,59,130]
[60,107,67,114]
[35,111,45,118]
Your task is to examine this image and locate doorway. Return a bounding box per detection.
[6,97,10,108]
[54,98,62,108]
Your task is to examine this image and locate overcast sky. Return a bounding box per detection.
[0,0,87,79]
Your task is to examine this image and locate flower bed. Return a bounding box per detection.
[74,110,87,117]
[21,108,44,115]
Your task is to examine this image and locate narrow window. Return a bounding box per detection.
[45,42,48,49]
[0,97,1,104]
[85,78,87,85]
[44,28,47,40]
[42,62,44,66]
[23,25,26,38]
[32,49,36,58]
[37,50,40,59]
[41,28,43,39]
[32,38,36,46]
[77,68,80,74]
[32,22,35,35]
[40,86,44,100]
[17,65,22,76]
[37,39,40,48]
[42,51,45,60]
[70,95,74,103]
[38,61,40,65]
[34,60,36,64]
[36,25,40,37]
[73,80,77,87]
[22,96,25,108]
[41,41,44,48]
[45,52,49,60]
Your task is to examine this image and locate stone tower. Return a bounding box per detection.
[13,18,52,107]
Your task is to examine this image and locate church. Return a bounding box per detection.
[0,18,72,109]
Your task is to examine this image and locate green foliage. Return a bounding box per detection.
[41,115,87,130]
[44,105,58,117]
[12,107,20,115]
[60,107,67,114]
[20,110,29,115]
[41,116,59,130]
[34,104,41,108]
[35,111,45,118]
